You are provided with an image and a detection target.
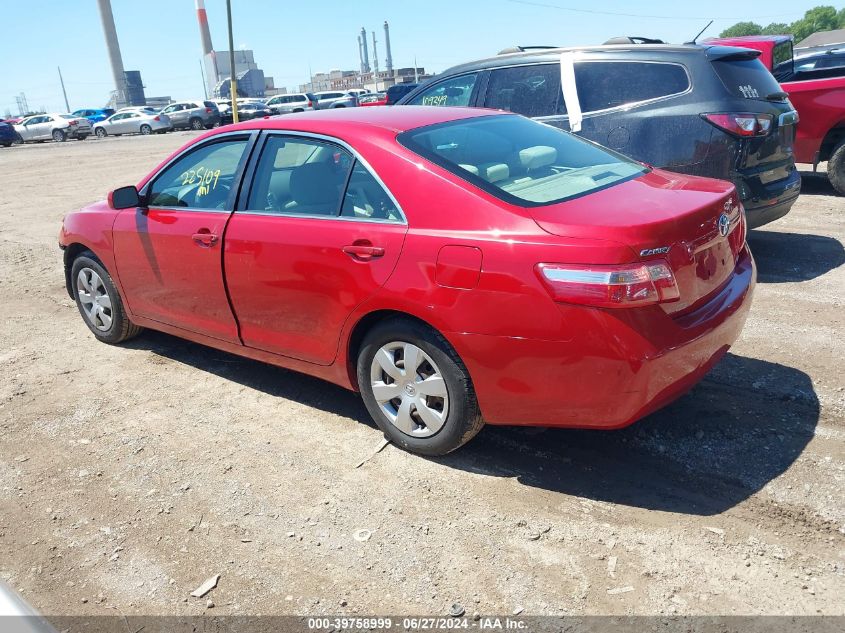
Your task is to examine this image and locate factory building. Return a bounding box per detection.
[301,22,431,94]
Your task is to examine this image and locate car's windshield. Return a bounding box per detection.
[397,115,646,207]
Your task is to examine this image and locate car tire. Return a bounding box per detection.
[357,318,484,456]
[190,117,204,130]
[71,253,142,345]
[95,128,107,138]
[827,140,845,195]
[76,135,87,141]
[1,142,10,148]
[140,124,152,135]
[293,108,304,113]
[52,129,66,142]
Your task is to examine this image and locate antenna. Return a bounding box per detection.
[686,20,714,45]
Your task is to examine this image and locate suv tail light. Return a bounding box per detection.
[153,116,161,121]
[308,100,314,108]
[69,120,78,126]
[205,107,213,113]
[702,113,773,137]
[536,261,680,308]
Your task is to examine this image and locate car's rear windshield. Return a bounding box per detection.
[397,115,646,207]
[711,57,785,100]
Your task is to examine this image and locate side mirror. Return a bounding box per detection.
[108,185,140,210]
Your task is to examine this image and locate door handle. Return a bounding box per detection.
[192,231,218,247]
[342,244,385,261]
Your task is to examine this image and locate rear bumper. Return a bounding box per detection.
[452,247,756,428]
[738,167,801,229]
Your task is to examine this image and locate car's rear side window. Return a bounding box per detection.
[574,61,690,113]
[711,57,784,100]
[484,64,565,117]
[398,115,645,207]
[407,73,479,107]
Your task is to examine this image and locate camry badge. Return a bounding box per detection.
[724,199,732,212]
[718,213,731,237]
[639,246,671,257]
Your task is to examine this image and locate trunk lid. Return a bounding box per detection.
[531,169,745,315]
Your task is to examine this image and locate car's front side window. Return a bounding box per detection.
[408,73,479,107]
[246,135,352,216]
[147,138,250,210]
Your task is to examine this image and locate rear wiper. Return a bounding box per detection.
[766,91,789,101]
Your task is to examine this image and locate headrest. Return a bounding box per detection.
[477,162,510,183]
[290,163,340,206]
[519,145,557,170]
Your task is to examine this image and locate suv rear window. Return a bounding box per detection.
[398,115,645,207]
[574,61,690,112]
[711,58,784,100]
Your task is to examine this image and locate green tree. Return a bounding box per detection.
[719,21,763,37]
[761,22,791,35]
[791,5,839,42]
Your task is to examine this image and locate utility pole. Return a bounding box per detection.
[58,66,70,112]
[200,59,208,100]
[226,0,238,123]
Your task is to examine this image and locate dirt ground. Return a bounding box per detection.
[0,133,843,619]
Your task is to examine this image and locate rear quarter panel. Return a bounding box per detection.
[782,77,845,162]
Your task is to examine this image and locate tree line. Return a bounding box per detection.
[719,5,845,42]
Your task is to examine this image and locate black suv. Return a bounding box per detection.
[397,43,801,228]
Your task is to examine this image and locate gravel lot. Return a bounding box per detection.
[0,133,843,618]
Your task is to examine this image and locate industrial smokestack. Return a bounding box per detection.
[195,0,219,96]
[96,0,127,108]
[358,35,365,74]
[360,27,370,73]
[383,21,393,73]
[372,31,379,74]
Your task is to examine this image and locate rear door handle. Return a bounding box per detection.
[192,231,218,247]
[342,244,385,261]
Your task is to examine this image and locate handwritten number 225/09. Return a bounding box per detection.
[181,166,221,196]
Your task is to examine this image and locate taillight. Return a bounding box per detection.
[308,101,313,107]
[205,107,213,113]
[153,116,160,121]
[536,260,680,308]
[702,113,773,137]
[69,120,78,126]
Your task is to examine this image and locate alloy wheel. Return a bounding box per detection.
[76,267,113,332]
[369,342,449,437]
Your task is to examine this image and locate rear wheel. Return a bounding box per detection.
[189,117,204,130]
[52,129,66,142]
[71,253,142,344]
[357,319,484,456]
[140,124,152,135]
[95,128,107,138]
[1,142,10,148]
[827,140,845,195]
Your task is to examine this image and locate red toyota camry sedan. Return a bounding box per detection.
[59,106,755,456]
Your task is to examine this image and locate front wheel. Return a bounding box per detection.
[95,128,107,138]
[357,319,484,456]
[71,253,142,344]
[827,140,845,195]
[52,129,66,142]
[140,124,152,135]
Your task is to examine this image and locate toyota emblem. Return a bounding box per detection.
[718,213,731,237]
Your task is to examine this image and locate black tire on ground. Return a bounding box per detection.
[140,124,152,135]
[95,128,107,138]
[52,129,66,142]
[189,117,204,130]
[1,142,10,148]
[826,140,845,195]
[357,318,484,456]
[70,252,142,345]
[76,135,87,141]
[293,108,304,113]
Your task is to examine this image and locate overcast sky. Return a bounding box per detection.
[0,0,824,114]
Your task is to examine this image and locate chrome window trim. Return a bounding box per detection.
[484,59,692,121]
[237,129,407,226]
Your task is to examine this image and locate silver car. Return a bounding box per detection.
[314,90,359,108]
[14,113,92,142]
[266,92,318,114]
[159,100,221,130]
[93,111,172,137]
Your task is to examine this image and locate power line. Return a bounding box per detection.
[505,0,804,21]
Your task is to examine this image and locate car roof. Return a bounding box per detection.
[436,42,742,75]
[221,105,506,135]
